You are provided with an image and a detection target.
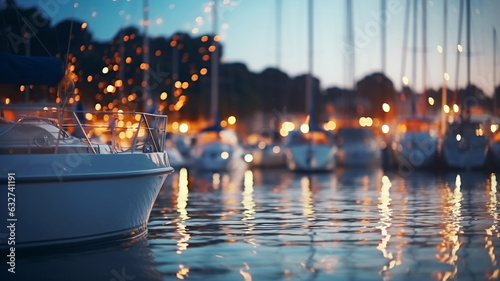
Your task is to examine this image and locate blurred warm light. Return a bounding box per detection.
[324,120,336,131]
[179,123,189,133]
[87,75,93,82]
[175,81,182,88]
[490,124,499,133]
[201,35,209,42]
[172,122,179,131]
[300,124,309,133]
[453,104,459,113]
[85,113,93,121]
[160,92,168,100]
[272,146,281,154]
[457,44,463,52]
[282,121,295,132]
[443,105,450,113]
[95,103,102,110]
[81,22,87,29]
[200,68,208,75]
[191,74,199,81]
[139,63,149,70]
[428,97,435,106]
[244,153,253,163]
[227,116,236,125]
[106,85,116,93]
[359,117,373,127]
[125,57,132,64]
[456,134,462,141]
[181,82,189,89]
[382,103,391,113]
[402,76,409,85]
[437,45,443,53]
[208,45,216,52]
[5,98,10,105]
[220,120,228,127]
[381,124,390,134]
[102,67,109,74]
[444,72,450,81]
[20,85,25,91]
[279,128,289,137]
[221,151,229,160]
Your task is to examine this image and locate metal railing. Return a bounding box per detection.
[0,105,169,154]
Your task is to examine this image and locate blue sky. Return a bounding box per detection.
[16,0,500,95]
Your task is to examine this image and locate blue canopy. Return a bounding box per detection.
[0,52,64,86]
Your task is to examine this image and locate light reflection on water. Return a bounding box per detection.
[6,168,500,281]
[151,168,500,281]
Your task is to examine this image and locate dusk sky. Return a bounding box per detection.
[16,0,500,95]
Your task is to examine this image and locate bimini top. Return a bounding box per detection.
[0,52,64,86]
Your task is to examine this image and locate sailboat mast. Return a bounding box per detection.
[494,28,497,115]
[346,0,355,89]
[306,0,313,116]
[381,0,386,74]
[210,0,219,122]
[466,0,471,117]
[142,0,151,112]
[421,0,427,115]
[276,0,282,69]
[441,0,448,137]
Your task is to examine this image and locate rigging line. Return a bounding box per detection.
[13,7,52,56]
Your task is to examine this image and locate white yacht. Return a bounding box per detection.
[0,53,174,249]
[392,118,438,169]
[190,124,246,172]
[284,128,336,172]
[335,127,382,167]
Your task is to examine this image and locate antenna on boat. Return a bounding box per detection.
[210,0,220,124]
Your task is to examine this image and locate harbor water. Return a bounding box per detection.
[5,167,500,281]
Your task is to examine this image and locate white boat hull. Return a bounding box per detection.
[0,152,173,249]
[285,144,336,172]
[191,142,246,172]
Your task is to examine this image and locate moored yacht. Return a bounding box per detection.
[189,123,246,172]
[392,118,438,169]
[441,115,489,169]
[335,127,382,167]
[0,53,174,249]
[284,125,336,172]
